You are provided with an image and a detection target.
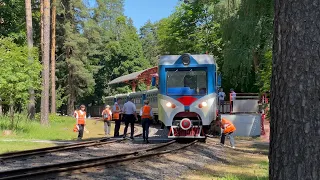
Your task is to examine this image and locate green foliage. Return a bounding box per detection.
[0,0,41,46]
[140,20,160,66]
[81,1,150,102]
[0,37,41,107]
[221,0,273,92]
[156,1,223,57]
[258,50,272,92]
[0,0,26,44]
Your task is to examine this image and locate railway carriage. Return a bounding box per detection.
[106,54,219,140]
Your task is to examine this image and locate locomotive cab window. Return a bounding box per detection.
[166,68,207,95]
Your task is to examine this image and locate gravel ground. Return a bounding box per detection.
[32,141,225,180]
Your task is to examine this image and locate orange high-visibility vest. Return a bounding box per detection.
[113,104,120,120]
[141,105,152,119]
[221,118,236,134]
[76,110,86,125]
[102,109,112,121]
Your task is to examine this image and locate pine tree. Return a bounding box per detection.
[25,0,36,119]
[51,0,57,114]
[40,0,50,125]
[56,0,95,115]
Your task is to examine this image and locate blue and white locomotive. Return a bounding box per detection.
[106,54,219,140]
[158,54,218,140]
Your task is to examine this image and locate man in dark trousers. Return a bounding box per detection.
[140,100,153,143]
[74,105,86,140]
[122,97,137,139]
[112,99,121,137]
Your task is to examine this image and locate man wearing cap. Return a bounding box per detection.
[102,105,112,135]
[140,100,153,143]
[122,97,137,139]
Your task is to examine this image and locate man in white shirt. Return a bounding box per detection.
[122,97,137,139]
[218,88,226,113]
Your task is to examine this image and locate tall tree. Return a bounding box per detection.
[56,0,96,115]
[40,0,50,125]
[25,0,36,119]
[270,0,320,179]
[140,20,159,66]
[51,0,56,113]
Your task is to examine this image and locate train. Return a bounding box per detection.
[106,54,220,140]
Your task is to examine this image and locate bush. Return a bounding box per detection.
[0,114,34,134]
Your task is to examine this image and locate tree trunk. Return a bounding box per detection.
[50,0,56,114]
[270,0,320,179]
[67,90,75,116]
[252,49,259,73]
[40,0,44,118]
[40,0,50,126]
[40,0,44,53]
[67,66,75,116]
[9,103,14,130]
[0,98,2,116]
[25,0,35,120]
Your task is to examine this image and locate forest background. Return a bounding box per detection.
[0,0,272,123]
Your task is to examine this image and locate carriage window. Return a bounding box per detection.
[166,69,207,95]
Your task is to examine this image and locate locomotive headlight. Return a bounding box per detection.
[166,102,176,108]
[181,54,190,65]
[201,101,208,107]
[198,101,208,108]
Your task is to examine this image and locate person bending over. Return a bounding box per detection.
[216,116,236,148]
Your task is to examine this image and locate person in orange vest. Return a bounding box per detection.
[216,116,236,148]
[140,100,153,143]
[74,105,86,140]
[102,105,112,136]
[112,99,122,137]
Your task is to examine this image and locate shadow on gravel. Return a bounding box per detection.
[29,138,236,180]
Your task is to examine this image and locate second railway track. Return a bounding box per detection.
[0,128,142,160]
[0,140,197,180]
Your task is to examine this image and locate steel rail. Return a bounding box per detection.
[0,140,196,180]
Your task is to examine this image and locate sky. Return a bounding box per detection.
[124,0,179,30]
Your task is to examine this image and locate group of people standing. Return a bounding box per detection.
[73,89,237,147]
[102,98,154,143]
[74,98,154,143]
[218,88,236,113]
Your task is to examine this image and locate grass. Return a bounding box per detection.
[0,114,122,153]
[183,140,269,180]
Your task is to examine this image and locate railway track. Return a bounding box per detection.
[0,140,196,180]
[0,128,142,160]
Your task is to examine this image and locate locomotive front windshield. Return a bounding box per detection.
[166,69,207,95]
